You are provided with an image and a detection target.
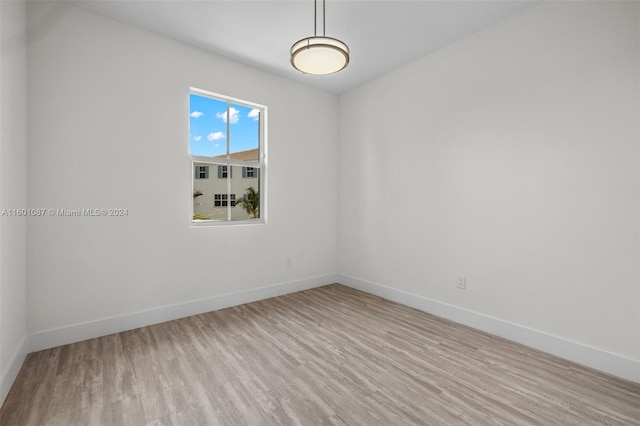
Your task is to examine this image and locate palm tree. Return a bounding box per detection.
[235,186,259,219]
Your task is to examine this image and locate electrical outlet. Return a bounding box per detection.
[285,257,293,268]
[456,275,466,290]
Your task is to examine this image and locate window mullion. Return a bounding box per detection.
[226,170,231,221]
[226,102,231,159]
[226,103,231,221]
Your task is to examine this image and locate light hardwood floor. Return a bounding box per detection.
[1,284,639,425]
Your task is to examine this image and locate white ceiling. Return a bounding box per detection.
[67,0,534,94]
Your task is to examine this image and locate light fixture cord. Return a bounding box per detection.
[313,0,327,37]
[323,0,326,36]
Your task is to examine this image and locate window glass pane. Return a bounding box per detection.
[189,94,227,157]
[193,162,228,221]
[231,165,260,221]
[229,103,259,162]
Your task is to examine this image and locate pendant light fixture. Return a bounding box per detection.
[290,0,349,75]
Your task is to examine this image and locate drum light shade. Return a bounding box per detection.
[291,36,349,75]
[291,0,349,75]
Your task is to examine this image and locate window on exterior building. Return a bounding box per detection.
[243,167,257,178]
[190,88,266,223]
[195,166,209,179]
[218,165,232,179]
[214,194,236,207]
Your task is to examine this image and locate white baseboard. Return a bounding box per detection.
[1,335,28,406]
[338,274,640,384]
[29,274,338,353]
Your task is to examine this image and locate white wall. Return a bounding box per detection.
[339,1,640,362]
[26,2,338,334]
[0,0,28,403]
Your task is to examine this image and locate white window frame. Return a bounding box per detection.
[190,87,267,226]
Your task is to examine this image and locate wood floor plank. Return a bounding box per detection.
[1,284,639,425]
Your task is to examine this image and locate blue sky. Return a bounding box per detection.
[189,93,260,157]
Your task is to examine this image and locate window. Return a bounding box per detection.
[214,194,236,207]
[195,166,209,179]
[243,167,257,178]
[217,165,232,179]
[190,88,266,223]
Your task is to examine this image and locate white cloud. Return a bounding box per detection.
[190,111,203,118]
[193,135,202,141]
[207,132,225,141]
[216,107,240,124]
[248,108,260,121]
